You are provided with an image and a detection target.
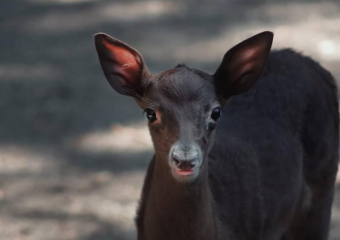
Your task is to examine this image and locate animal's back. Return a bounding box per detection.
[209,49,339,239]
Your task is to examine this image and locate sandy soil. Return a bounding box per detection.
[0,0,340,239]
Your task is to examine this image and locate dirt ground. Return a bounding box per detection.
[1,0,340,239]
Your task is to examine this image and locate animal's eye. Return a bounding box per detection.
[145,109,157,123]
[211,107,221,121]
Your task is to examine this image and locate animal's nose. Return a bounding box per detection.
[170,143,199,170]
[172,156,197,170]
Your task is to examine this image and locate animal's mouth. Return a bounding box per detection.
[174,169,195,176]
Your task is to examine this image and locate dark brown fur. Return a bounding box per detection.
[95,32,339,240]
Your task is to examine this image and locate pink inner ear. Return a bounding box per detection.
[103,39,141,84]
[240,47,257,61]
[230,45,265,76]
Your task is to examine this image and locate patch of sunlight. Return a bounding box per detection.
[0,146,58,175]
[271,17,340,62]
[319,40,340,60]
[331,185,340,234]
[88,198,137,231]
[100,1,178,21]
[28,0,94,4]
[163,1,340,65]
[336,169,340,185]
[23,1,179,32]
[0,63,62,81]
[72,121,153,153]
[87,170,145,232]
[332,206,340,219]
[23,170,145,234]
[331,212,340,240]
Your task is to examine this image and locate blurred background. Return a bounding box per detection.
[1,0,340,239]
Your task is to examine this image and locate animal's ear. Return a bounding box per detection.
[214,31,273,99]
[95,33,151,97]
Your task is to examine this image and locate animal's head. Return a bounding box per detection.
[95,32,273,182]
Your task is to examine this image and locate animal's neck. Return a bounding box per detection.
[143,152,217,240]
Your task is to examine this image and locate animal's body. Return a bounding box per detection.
[95,32,339,240]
